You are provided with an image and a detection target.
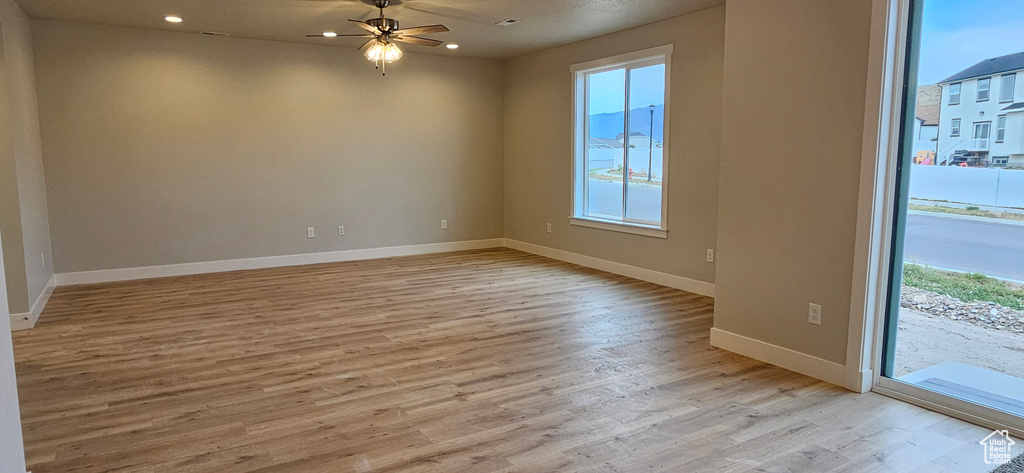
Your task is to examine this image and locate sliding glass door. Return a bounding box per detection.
[880,0,1024,434]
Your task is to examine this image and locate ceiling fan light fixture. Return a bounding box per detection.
[365,40,402,64]
[383,43,403,62]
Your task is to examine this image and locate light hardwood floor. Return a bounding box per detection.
[13,249,994,472]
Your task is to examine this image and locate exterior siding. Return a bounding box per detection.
[937,70,1024,165]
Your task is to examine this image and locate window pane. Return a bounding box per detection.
[586,69,625,220]
[973,122,989,140]
[949,83,961,104]
[1001,74,1015,102]
[624,64,666,224]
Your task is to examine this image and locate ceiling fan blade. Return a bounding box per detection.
[348,19,382,35]
[306,33,375,37]
[392,25,449,36]
[358,39,377,51]
[393,35,443,47]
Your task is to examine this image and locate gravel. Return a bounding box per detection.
[900,286,1024,334]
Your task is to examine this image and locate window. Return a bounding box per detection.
[949,82,961,104]
[977,77,991,102]
[996,115,1007,142]
[973,121,991,147]
[1000,74,1016,103]
[951,118,961,137]
[993,156,1009,166]
[571,45,672,238]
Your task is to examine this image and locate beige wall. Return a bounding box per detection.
[503,6,724,285]
[33,20,505,273]
[713,0,873,364]
[0,0,51,316]
[0,17,27,473]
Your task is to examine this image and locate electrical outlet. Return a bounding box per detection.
[338,225,345,236]
[706,249,715,263]
[808,303,822,326]
[441,219,448,230]
[307,227,315,239]
[547,223,552,233]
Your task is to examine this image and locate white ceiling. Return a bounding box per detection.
[16,0,724,59]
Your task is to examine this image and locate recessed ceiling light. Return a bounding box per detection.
[322,32,338,37]
[165,16,183,23]
[495,19,519,26]
[446,43,459,49]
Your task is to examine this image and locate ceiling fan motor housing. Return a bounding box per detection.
[367,17,400,33]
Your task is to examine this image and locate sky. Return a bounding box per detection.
[918,0,1024,85]
[588,64,665,115]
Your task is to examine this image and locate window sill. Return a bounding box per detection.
[569,216,667,239]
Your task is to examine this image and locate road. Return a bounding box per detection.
[587,178,661,222]
[904,212,1024,281]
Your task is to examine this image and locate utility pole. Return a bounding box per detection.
[648,104,655,183]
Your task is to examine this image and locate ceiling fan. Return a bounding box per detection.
[307,0,449,75]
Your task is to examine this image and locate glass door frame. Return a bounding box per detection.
[859,0,1024,436]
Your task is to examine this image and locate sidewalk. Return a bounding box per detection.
[910,198,1024,215]
[907,209,1024,227]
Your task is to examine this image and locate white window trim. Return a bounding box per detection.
[1000,74,1015,103]
[570,44,674,238]
[569,216,667,238]
[977,77,991,102]
[948,83,961,105]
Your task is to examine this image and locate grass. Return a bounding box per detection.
[909,203,1024,222]
[903,264,1024,310]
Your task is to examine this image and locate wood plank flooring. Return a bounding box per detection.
[12,248,994,472]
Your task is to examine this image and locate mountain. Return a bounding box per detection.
[589,104,665,141]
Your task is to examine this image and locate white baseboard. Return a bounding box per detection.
[846,368,874,393]
[55,239,506,286]
[709,327,848,388]
[10,274,56,331]
[37,238,715,332]
[9,312,32,331]
[502,239,716,297]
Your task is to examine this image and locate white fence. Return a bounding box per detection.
[910,165,1024,208]
[588,148,664,177]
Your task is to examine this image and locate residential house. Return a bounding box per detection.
[913,84,940,157]
[937,52,1024,166]
[588,137,623,149]
[616,131,662,149]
